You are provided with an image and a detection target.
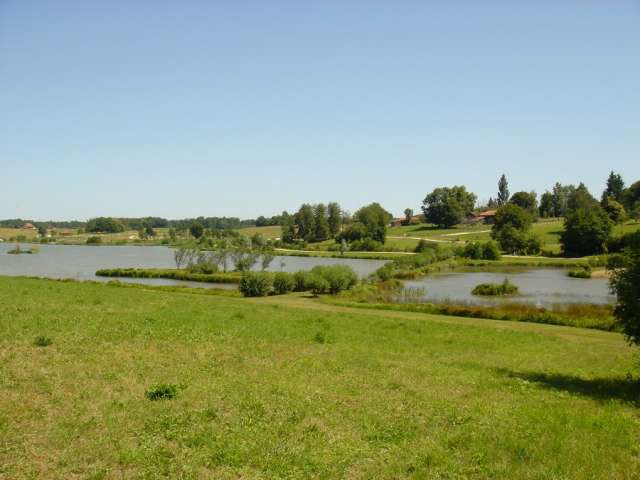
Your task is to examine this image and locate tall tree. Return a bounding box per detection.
[313,203,330,242]
[353,203,393,243]
[604,171,625,203]
[295,204,316,242]
[509,191,538,218]
[609,232,640,346]
[497,174,510,206]
[539,191,554,218]
[327,202,342,237]
[280,211,295,244]
[403,208,414,225]
[551,183,575,217]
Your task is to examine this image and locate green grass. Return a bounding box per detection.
[0,277,639,478]
[237,225,283,239]
[95,268,242,284]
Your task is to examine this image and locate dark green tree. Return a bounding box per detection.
[551,183,575,217]
[313,203,330,242]
[353,202,392,243]
[491,204,538,254]
[422,186,476,228]
[497,174,509,206]
[509,191,538,218]
[561,206,612,256]
[189,221,204,239]
[295,204,316,242]
[280,211,296,244]
[539,191,554,218]
[403,208,414,225]
[609,232,640,345]
[604,171,625,203]
[327,202,342,237]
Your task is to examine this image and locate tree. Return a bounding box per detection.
[608,232,640,345]
[603,197,627,224]
[561,206,612,256]
[313,203,330,242]
[422,186,476,228]
[497,174,509,206]
[327,202,342,237]
[567,183,597,211]
[280,211,296,244]
[353,202,392,243]
[86,217,125,233]
[622,180,640,212]
[604,171,625,203]
[403,208,414,225]
[539,191,554,218]
[37,224,47,237]
[189,221,204,239]
[491,204,536,254]
[551,183,575,217]
[509,191,538,218]
[295,204,315,242]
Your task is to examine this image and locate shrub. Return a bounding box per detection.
[239,271,273,297]
[414,239,434,253]
[481,240,501,260]
[375,263,395,281]
[472,279,519,296]
[462,241,501,260]
[145,383,178,401]
[349,238,382,252]
[273,272,295,295]
[568,266,592,279]
[293,270,312,292]
[33,336,52,347]
[306,274,330,296]
[309,265,358,294]
[561,206,612,256]
[86,236,102,245]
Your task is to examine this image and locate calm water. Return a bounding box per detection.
[403,269,615,307]
[0,244,386,288]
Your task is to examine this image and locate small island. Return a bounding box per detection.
[472,279,519,296]
[7,244,38,255]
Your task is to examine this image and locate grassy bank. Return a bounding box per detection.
[0,276,638,478]
[95,268,242,284]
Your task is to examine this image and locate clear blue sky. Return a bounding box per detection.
[1,1,639,220]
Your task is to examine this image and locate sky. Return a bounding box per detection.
[1,1,639,221]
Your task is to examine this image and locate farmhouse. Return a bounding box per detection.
[469,210,497,224]
[22,222,36,229]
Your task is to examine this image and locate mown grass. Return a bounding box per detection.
[237,225,283,239]
[0,277,639,478]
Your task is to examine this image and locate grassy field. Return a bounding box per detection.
[1,277,639,479]
[237,225,283,239]
[0,227,40,241]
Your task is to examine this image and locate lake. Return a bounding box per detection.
[403,268,614,307]
[0,244,386,288]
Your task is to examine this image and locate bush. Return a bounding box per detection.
[33,336,52,347]
[349,238,382,252]
[462,241,501,260]
[306,273,330,296]
[482,240,501,260]
[309,265,358,294]
[239,271,273,297]
[472,279,519,296]
[561,206,612,256]
[145,383,178,401]
[568,266,592,279]
[293,270,311,292]
[414,239,434,253]
[86,236,102,245]
[273,272,295,295]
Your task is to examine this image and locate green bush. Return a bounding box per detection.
[414,239,434,253]
[86,236,102,245]
[145,383,178,401]
[472,279,519,296]
[33,336,52,347]
[293,271,311,292]
[463,240,502,260]
[273,272,295,294]
[239,272,273,297]
[568,266,592,279]
[309,265,358,294]
[306,273,330,296]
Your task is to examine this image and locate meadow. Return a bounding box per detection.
[0,277,638,479]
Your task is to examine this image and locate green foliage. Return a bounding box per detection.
[327,202,342,237]
[95,268,242,284]
[422,186,476,227]
[272,272,295,295]
[33,336,52,347]
[86,217,125,233]
[353,203,392,243]
[293,270,311,292]
[491,204,539,254]
[295,204,316,242]
[603,198,626,224]
[539,191,554,218]
[313,203,330,241]
[472,279,519,296]
[145,383,178,401]
[309,265,358,294]
[305,273,330,296]
[604,171,625,203]
[561,206,612,256]
[189,221,204,239]
[608,232,640,345]
[462,240,501,260]
[239,272,274,297]
[568,266,592,279]
[509,191,538,218]
[497,174,509,206]
[414,239,431,253]
[86,236,102,245]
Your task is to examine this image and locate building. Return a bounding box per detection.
[22,223,37,230]
[469,210,497,224]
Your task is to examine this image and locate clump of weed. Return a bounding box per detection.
[145,383,178,401]
[313,331,327,344]
[472,278,518,296]
[33,336,52,347]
